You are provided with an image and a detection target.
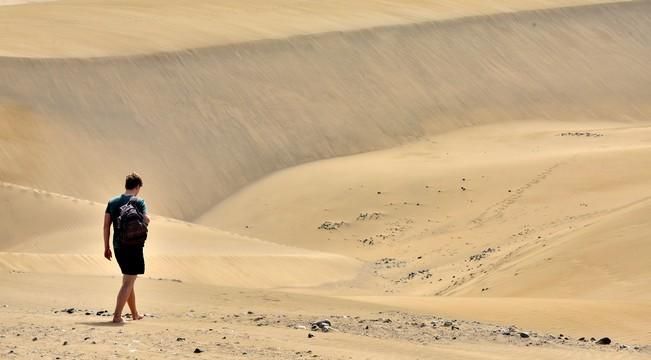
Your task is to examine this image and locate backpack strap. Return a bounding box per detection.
[126,196,144,214]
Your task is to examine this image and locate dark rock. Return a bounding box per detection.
[65,308,75,314]
[578,337,586,342]
[247,311,254,315]
[596,337,611,345]
[177,337,186,341]
[32,337,37,341]
[311,320,332,332]
[62,341,68,346]
[308,333,315,338]
[443,321,453,327]
[519,332,530,338]
[84,337,90,341]
[590,337,596,342]
[194,348,204,353]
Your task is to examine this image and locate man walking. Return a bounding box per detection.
[103,173,150,324]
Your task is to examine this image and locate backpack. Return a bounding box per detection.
[117,197,148,247]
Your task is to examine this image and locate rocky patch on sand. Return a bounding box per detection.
[396,269,432,283]
[468,247,496,262]
[374,258,406,269]
[356,212,383,221]
[317,221,346,230]
[223,311,648,353]
[558,131,604,137]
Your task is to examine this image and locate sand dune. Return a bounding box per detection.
[0,182,362,288]
[2,1,651,358]
[2,1,650,220]
[0,0,626,58]
[203,121,651,342]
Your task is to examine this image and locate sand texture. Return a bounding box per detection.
[1,0,650,359]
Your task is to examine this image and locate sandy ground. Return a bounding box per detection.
[0,0,627,57]
[3,121,650,358]
[1,1,649,220]
[1,273,648,359]
[201,120,651,344]
[1,1,651,359]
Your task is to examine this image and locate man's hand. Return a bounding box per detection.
[103,213,112,260]
[104,248,112,261]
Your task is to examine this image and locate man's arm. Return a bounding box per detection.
[103,213,112,260]
[140,200,150,225]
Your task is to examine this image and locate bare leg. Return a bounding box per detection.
[127,286,143,320]
[113,275,137,323]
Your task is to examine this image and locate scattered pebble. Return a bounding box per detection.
[596,337,612,345]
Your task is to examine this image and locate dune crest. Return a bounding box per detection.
[1,1,651,357]
[1,1,650,220]
[0,0,628,58]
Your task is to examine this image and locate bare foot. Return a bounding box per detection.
[112,316,125,324]
[132,314,144,320]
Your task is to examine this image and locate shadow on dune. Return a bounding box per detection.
[0,1,650,220]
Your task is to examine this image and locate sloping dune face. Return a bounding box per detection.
[2,1,651,355]
[1,1,650,220]
[0,182,362,288]
[201,121,651,299]
[203,120,651,342]
[0,0,626,58]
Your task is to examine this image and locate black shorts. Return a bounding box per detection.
[115,246,145,275]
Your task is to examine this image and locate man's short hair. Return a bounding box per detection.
[125,172,143,190]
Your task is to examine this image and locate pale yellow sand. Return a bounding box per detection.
[1,1,649,220]
[1,273,648,359]
[202,121,651,344]
[1,1,650,359]
[0,0,627,57]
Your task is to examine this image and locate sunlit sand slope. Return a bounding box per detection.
[201,121,651,301]
[0,0,625,58]
[1,1,650,220]
[0,182,362,288]
[201,120,651,342]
